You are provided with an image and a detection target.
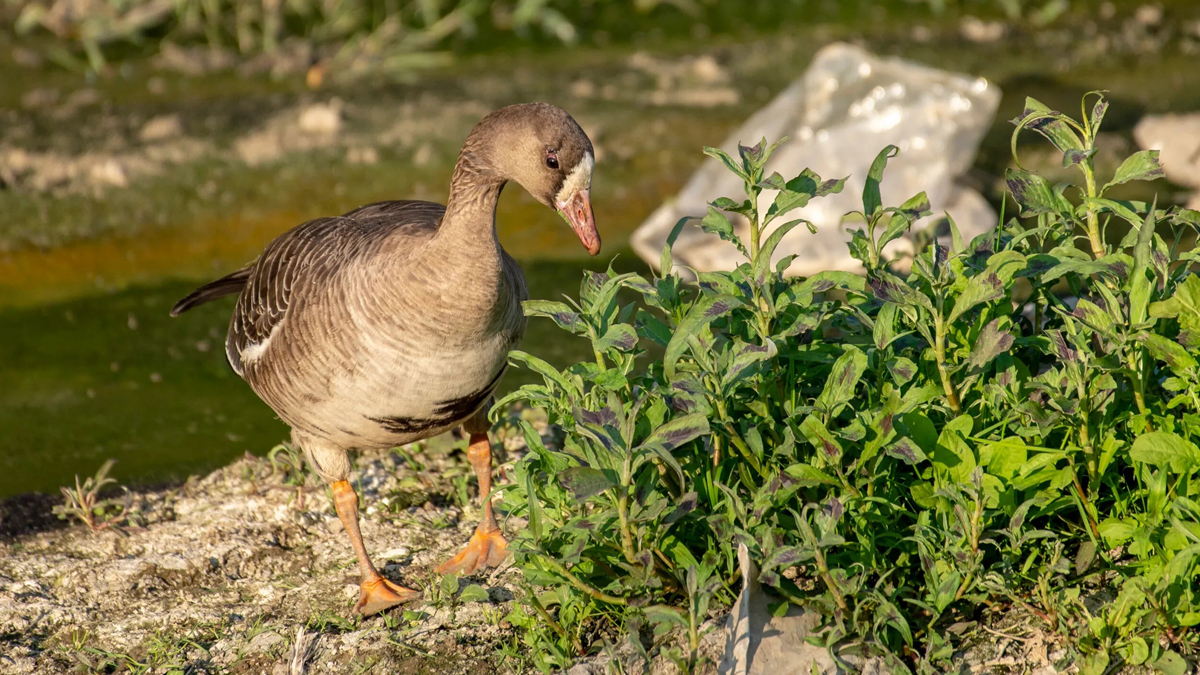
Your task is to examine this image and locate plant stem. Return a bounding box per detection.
[615,486,639,566]
[933,313,962,414]
[748,184,761,259]
[526,590,572,645]
[1072,476,1102,541]
[541,557,628,606]
[1127,352,1149,417]
[814,547,848,612]
[1081,161,1106,259]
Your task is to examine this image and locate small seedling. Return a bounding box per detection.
[53,459,121,532]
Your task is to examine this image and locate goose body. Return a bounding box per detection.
[205,200,528,451]
[172,102,598,615]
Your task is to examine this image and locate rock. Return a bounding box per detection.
[719,544,834,674]
[628,51,740,108]
[88,159,129,188]
[719,544,889,675]
[235,101,344,166]
[960,16,1007,43]
[20,88,59,110]
[631,43,1001,278]
[347,146,378,165]
[298,102,343,136]
[139,114,183,143]
[1134,113,1200,188]
[1134,3,1163,26]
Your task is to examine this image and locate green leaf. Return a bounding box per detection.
[559,466,616,500]
[637,309,673,347]
[1005,168,1073,217]
[1098,518,1134,546]
[1103,149,1165,192]
[643,605,688,635]
[863,145,899,216]
[595,324,638,352]
[1078,650,1109,675]
[788,270,869,304]
[641,414,710,454]
[458,584,490,603]
[661,217,692,275]
[700,206,748,257]
[523,300,586,334]
[968,319,1015,370]
[815,347,868,417]
[440,573,460,599]
[1150,274,1200,349]
[1082,197,1144,227]
[1072,299,1113,335]
[722,339,776,390]
[1130,198,1158,326]
[1152,651,1188,675]
[1137,332,1198,371]
[887,357,918,385]
[1062,147,1096,167]
[764,169,847,224]
[982,439,1027,479]
[879,192,932,249]
[1126,636,1150,666]
[703,146,748,181]
[886,438,927,465]
[948,273,1005,324]
[873,302,899,349]
[932,416,976,483]
[752,219,807,286]
[1011,98,1084,154]
[664,294,743,378]
[509,350,576,395]
[1130,432,1199,474]
[800,415,843,464]
[869,272,934,313]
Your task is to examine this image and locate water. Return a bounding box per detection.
[3,1,1200,497]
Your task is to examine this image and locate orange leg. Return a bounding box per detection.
[437,433,509,575]
[331,479,420,615]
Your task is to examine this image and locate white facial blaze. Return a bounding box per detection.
[555,152,594,205]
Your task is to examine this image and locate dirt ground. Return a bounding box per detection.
[0,424,1110,675]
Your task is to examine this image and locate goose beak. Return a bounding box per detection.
[557,189,600,256]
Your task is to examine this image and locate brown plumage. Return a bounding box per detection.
[172,102,598,615]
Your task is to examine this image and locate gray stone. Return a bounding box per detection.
[631,42,1001,278]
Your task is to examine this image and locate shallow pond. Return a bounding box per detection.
[3,1,1200,498]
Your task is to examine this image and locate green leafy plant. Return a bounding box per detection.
[495,92,1200,673]
[53,458,124,532]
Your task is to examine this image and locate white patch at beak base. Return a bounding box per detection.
[554,152,594,204]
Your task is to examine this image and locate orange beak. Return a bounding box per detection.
[557,189,600,256]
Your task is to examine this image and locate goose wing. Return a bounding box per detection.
[170,200,445,376]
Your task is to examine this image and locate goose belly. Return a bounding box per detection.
[275,332,512,449]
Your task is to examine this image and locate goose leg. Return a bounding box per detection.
[437,432,509,575]
[331,479,420,614]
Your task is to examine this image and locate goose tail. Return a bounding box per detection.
[170,267,252,316]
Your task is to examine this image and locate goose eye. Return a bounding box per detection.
[545,151,559,169]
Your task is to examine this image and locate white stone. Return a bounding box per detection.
[1134,113,1200,188]
[139,114,183,142]
[631,42,1001,278]
[298,102,342,135]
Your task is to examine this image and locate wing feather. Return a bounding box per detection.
[224,200,445,376]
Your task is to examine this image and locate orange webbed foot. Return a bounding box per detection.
[436,526,509,576]
[355,574,420,616]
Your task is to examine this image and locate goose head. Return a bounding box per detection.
[469,103,600,255]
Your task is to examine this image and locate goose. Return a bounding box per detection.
[170,103,598,615]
